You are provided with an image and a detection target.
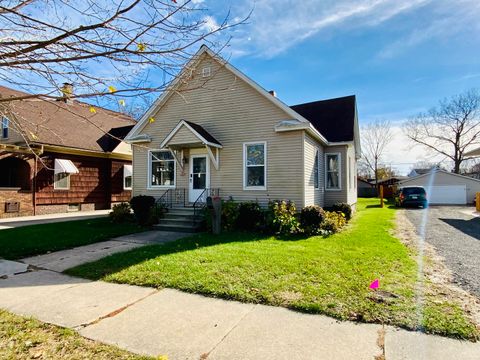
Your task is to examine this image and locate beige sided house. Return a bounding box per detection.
[126,46,360,229]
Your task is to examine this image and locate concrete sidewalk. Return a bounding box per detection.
[0,210,110,229]
[1,264,479,359]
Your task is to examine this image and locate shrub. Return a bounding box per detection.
[236,201,264,231]
[147,203,167,225]
[332,202,352,221]
[130,195,155,225]
[321,211,347,234]
[109,202,133,223]
[221,198,239,231]
[267,200,299,235]
[300,205,325,235]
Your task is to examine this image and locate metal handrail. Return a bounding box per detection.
[193,188,220,217]
[156,189,172,208]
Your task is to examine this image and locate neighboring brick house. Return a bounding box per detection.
[0,85,135,218]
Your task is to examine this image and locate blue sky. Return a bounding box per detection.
[200,0,480,173]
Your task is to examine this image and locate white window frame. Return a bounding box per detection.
[314,148,320,189]
[54,172,70,190]
[325,152,342,191]
[202,66,211,77]
[147,149,176,189]
[123,165,132,190]
[1,117,8,139]
[243,141,267,191]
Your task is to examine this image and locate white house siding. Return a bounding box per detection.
[304,133,325,207]
[346,144,358,206]
[132,53,305,206]
[399,171,480,205]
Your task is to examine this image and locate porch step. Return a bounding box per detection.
[154,206,205,232]
[153,223,201,233]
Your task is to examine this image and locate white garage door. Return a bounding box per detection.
[426,185,467,205]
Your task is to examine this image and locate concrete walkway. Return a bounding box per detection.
[0,210,110,229]
[1,236,479,359]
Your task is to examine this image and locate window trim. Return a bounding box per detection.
[314,148,320,189]
[123,164,133,190]
[53,172,70,190]
[1,117,8,139]
[325,152,342,191]
[147,149,176,189]
[243,141,267,191]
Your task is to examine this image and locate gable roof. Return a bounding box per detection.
[160,120,222,149]
[97,124,135,152]
[399,169,480,185]
[126,45,328,145]
[0,85,136,152]
[290,95,356,142]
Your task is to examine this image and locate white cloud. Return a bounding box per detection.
[378,0,480,59]
[201,15,220,32]
[228,0,431,58]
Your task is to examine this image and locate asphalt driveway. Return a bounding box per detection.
[405,206,480,297]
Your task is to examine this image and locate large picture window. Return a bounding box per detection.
[149,150,175,188]
[244,142,266,190]
[325,153,341,190]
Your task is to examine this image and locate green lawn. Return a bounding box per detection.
[0,218,146,260]
[0,310,154,359]
[66,199,479,340]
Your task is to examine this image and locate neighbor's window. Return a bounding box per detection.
[150,150,175,187]
[244,142,266,189]
[1,117,8,139]
[314,149,320,189]
[54,172,70,190]
[123,164,132,190]
[326,153,341,190]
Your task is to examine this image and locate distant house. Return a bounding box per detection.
[357,177,376,197]
[408,166,440,177]
[0,85,135,218]
[126,45,361,215]
[399,169,480,205]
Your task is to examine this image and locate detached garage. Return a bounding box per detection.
[398,170,480,205]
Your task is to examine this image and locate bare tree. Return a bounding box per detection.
[0,0,248,152]
[404,89,480,174]
[361,119,393,189]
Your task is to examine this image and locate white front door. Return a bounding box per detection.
[189,155,209,203]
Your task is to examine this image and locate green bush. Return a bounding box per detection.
[331,202,352,221]
[222,198,239,231]
[300,205,325,235]
[236,201,264,231]
[321,211,347,234]
[130,195,155,225]
[267,200,299,235]
[147,203,167,225]
[109,202,133,223]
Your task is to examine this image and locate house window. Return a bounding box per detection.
[54,173,70,190]
[325,153,341,190]
[123,164,132,190]
[314,149,320,189]
[244,142,266,190]
[1,117,8,139]
[202,66,211,77]
[149,150,175,188]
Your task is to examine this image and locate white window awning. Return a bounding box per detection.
[54,159,79,174]
[124,164,132,177]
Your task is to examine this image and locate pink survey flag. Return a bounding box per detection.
[369,279,379,289]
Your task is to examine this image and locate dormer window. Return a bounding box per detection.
[202,66,211,77]
[1,117,8,139]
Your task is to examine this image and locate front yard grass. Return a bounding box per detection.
[0,309,153,359]
[66,198,479,340]
[0,218,146,260]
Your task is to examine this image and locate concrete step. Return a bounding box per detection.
[153,223,201,233]
[163,213,201,221]
[160,218,202,227]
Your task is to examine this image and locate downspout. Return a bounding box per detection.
[33,156,37,216]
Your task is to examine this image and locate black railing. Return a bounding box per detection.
[193,188,220,217]
[156,188,187,209]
